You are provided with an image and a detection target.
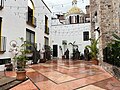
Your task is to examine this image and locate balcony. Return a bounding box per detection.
[26,12,37,28]
[0,0,4,10]
[45,25,49,35]
[0,36,6,52]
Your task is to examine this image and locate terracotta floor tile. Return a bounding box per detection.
[87,73,112,82]
[10,80,38,90]
[59,65,78,69]
[27,71,48,83]
[40,63,56,67]
[9,60,120,90]
[5,71,16,77]
[35,80,58,90]
[41,71,76,84]
[37,68,54,73]
[25,68,36,73]
[76,85,106,90]
[57,78,97,90]
[93,77,120,90]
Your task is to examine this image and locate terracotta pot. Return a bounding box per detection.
[92,59,99,65]
[62,55,65,59]
[39,59,46,63]
[16,70,26,81]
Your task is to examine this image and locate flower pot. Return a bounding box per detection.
[62,55,65,59]
[16,70,26,81]
[92,59,99,65]
[39,59,46,63]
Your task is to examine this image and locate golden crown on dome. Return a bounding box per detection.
[65,0,84,16]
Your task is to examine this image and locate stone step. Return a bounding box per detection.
[0,77,28,90]
[0,77,16,87]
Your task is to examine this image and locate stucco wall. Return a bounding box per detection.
[0,0,51,59]
[51,22,91,58]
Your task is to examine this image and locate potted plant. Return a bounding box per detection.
[69,41,78,60]
[62,40,67,59]
[59,46,65,59]
[13,37,31,81]
[106,33,120,67]
[86,38,99,65]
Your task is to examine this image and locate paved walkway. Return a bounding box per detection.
[2,59,120,90]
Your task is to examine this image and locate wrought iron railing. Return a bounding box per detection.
[0,36,6,52]
[45,25,49,35]
[26,12,37,27]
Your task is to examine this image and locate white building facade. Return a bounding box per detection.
[51,0,91,58]
[0,0,51,64]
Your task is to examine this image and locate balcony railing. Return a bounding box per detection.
[0,36,6,52]
[45,25,49,35]
[26,12,37,28]
[0,0,4,10]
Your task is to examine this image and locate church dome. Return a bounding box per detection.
[66,6,84,16]
[65,0,85,16]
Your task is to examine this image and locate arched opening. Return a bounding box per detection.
[27,0,36,27]
[69,16,72,24]
[28,0,35,10]
[77,15,79,23]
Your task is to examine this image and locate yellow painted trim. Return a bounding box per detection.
[47,18,48,33]
[33,31,36,44]
[30,0,35,25]
[0,22,1,36]
[30,0,35,9]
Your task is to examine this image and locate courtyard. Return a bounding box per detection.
[0,59,119,90]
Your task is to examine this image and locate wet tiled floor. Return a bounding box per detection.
[2,59,120,90]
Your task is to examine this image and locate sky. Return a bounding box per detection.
[43,0,90,14]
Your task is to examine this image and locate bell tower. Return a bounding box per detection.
[72,0,77,6]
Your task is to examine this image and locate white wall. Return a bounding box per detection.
[0,0,51,59]
[51,22,91,58]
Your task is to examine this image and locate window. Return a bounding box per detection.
[26,29,35,50]
[27,0,36,27]
[0,0,4,10]
[0,17,6,52]
[77,15,79,23]
[45,15,49,35]
[26,29,35,43]
[44,37,50,51]
[83,31,89,41]
[69,16,71,24]
[0,17,2,51]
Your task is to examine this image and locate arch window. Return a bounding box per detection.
[69,16,72,24]
[0,0,4,10]
[77,15,79,23]
[0,17,6,52]
[27,0,36,27]
[45,15,49,35]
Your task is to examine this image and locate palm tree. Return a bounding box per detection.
[68,41,78,50]
[86,38,99,60]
